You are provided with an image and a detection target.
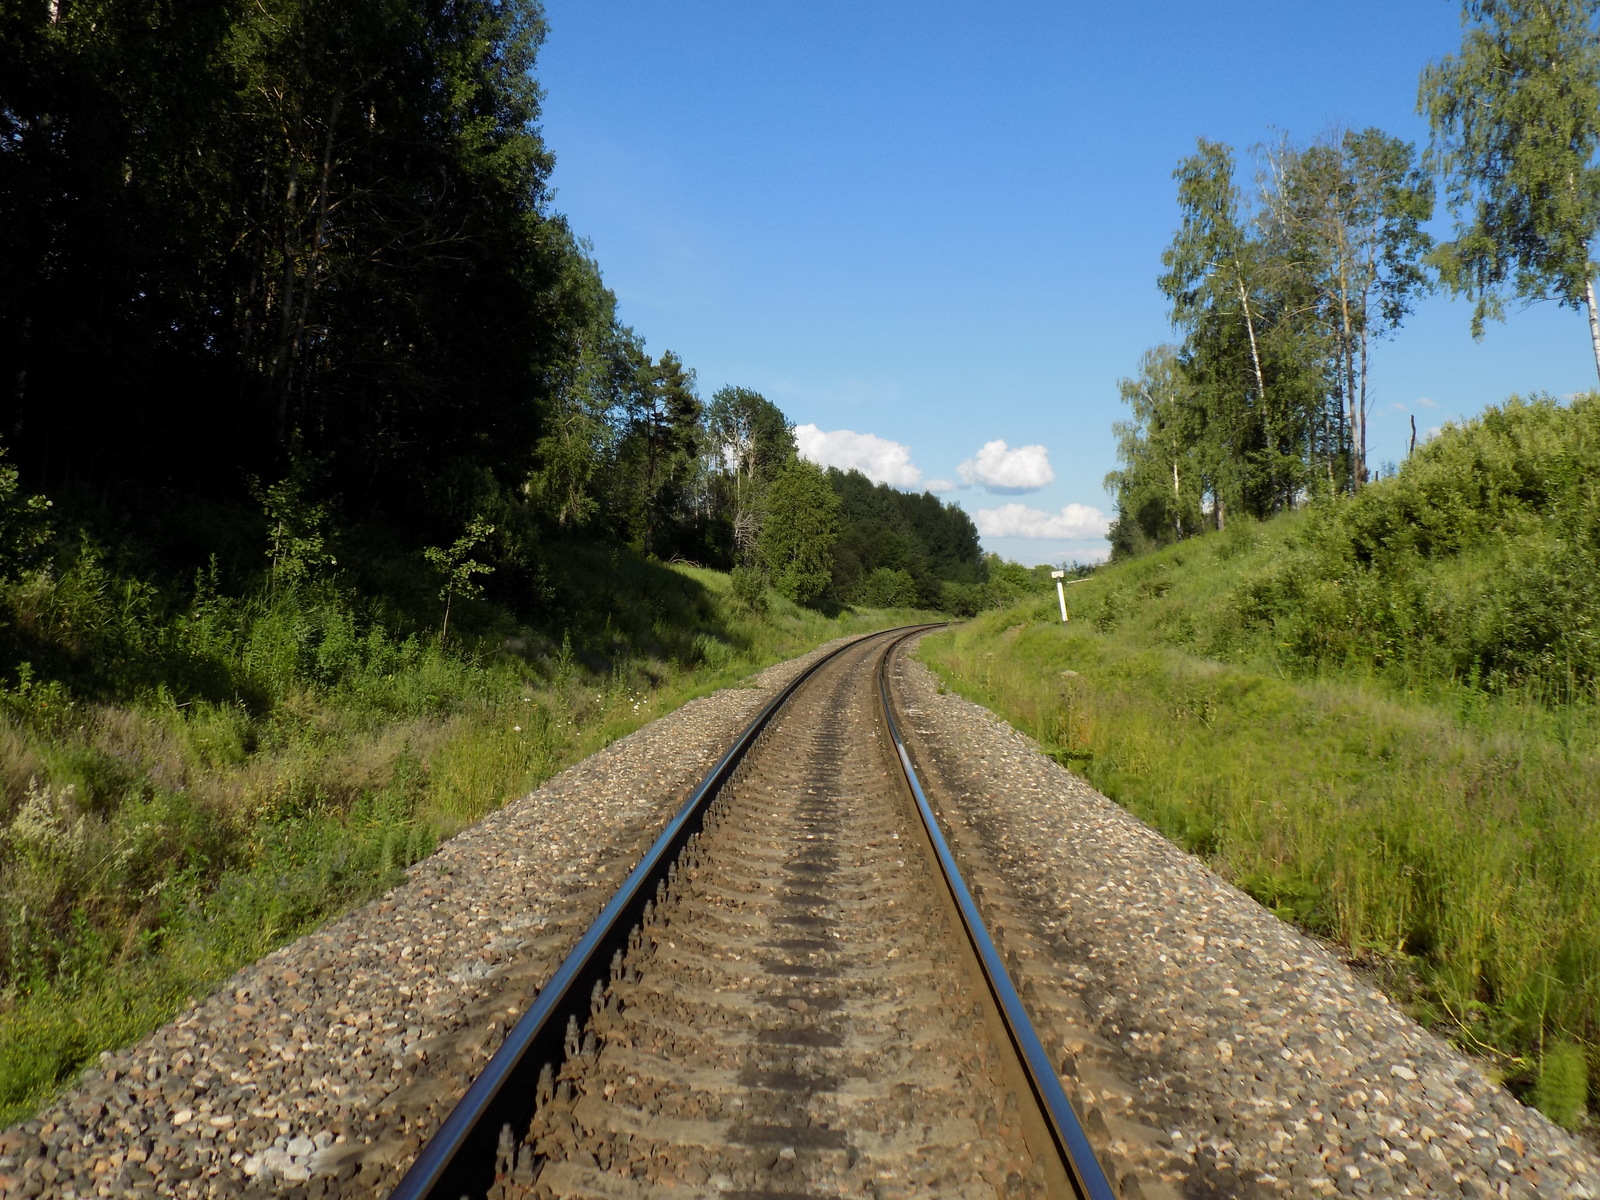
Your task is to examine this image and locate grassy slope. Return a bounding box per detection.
[0,538,935,1126]
[918,400,1600,1128]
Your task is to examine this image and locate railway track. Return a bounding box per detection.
[391,628,1115,1200]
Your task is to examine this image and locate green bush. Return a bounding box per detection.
[730,565,768,612]
[855,567,920,608]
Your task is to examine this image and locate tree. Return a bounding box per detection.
[1262,129,1434,486]
[1159,140,1290,520]
[615,350,701,556]
[528,245,638,531]
[705,386,796,562]
[424,515,494,643]
[1,0,571,526]
[757,460,839,605]
[1420,0,1600,381]
[1104,346,1209,554]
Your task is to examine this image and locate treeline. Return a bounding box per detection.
[1108,0,1600,558]
[0,0,994,623]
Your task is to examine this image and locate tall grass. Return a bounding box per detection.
[0,536,931,1127]
[921,611,1600,1120]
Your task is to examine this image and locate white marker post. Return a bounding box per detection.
[1051,569,1068,622]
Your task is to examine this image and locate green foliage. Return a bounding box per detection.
[3,0,567,518]
[1421,0,1600,347]
[922,607,1600,1094]
[424,516,495,643]
[0,446,51,582]
[854,567,920,608]
[1240,394,1600,696]
[251,475,337,595]
[706,387,796,565]
[1101,393,1600,700]
[1530,1041,1590,1129]
[614,351,704,557]
[1112,128,1432,548]
[758,461,840,605]
[729,565,769,613]
[826,468,984,607]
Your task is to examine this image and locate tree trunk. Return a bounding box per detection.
[291,92,344,398]
[1336,245,1359,490]
[1234,268,1267,414]
[1357,317,1370,487]
[1172,458,1182,540]
[1587,277,1600,388]
[271,156,302,441]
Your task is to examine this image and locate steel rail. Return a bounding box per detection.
[876,634,1118,1200]
[388,626,937,1200]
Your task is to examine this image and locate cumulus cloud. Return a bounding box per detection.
[924,478,956,493]
[957,440,1055,493]
[974,502,1110,540]
[794,423,921,488]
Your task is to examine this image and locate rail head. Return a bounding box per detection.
[876,631,1118,1200]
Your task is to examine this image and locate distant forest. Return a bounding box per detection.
[0,0,996,613]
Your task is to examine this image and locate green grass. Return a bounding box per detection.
[920,582,1600,1128]
[0,538,935,1128]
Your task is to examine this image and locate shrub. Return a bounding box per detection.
[854,567,919,608]
[730,565,768,612]
[1531,1042,1589,1130]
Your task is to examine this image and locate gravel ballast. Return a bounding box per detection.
[892,645,1600,1199]
[0,641,855,1200]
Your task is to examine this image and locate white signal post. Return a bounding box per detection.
[1051,569,1068,622]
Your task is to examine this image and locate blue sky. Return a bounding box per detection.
[537,1,1600,564]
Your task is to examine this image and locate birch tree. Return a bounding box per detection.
[1159,140,1283,521]
[1104,346,1209,554]
[705,387,796,563]
[1262,129,1433,486]
[1421,0,1600,382]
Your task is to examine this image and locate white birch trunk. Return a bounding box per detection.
[1587,277,1600,389]
[1235,271,1267,413]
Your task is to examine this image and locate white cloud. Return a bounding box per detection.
[957,440,1055,492]
[924,478,956,493]
[974,502,1110,540]
[794,423,922,488]
[1390,401,1408,412]
[1416,396,1439,409]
